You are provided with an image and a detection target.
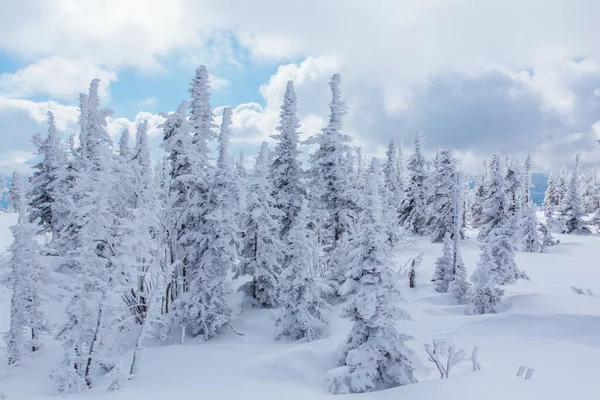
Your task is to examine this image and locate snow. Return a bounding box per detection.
[1,212,599,399]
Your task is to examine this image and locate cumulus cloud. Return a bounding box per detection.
[2,0,600,172]
[0,57,117,102]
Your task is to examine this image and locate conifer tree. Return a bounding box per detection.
[53,79,122,392]
[469,165,487,227]
[555,165,569,207]
[270,81,305,239]
[326,159,416,394]
[158,101,196,317]
[275,199,330,341]
[397,140,405,198]
[559,154,590,234]
[4,171,47,365]
[181,107,238,340]
[235,150,248,231]
[542,172,557,226]
[477,153,505,242]
[504,156,523,244]
[399,131,428,235]
[521,200,543,252]
[427,149,463,242]
[188,64,217,188]
[581,168,600,214]
[235,142,284,308]
[28,111,66,235]
[384,139,402,224]
[306,74,357,290]
[468,243,505,315]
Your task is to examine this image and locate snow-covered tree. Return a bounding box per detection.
[555,165,569,207]
[275,199,330,341]
[180,107,237,340]
[477,153,505,242]
[522,154,533,207]
[188,64,217,188]
[306,74,357,291]
[384,139,402,223]
[469,165,487,227]
[28,111,66,235]
[432,171,470,302]
[399,131,428,235]
[326,159,416,394]
[559,154,590,234]
[504,156,523,244]
[158,101,196,319]
[521,200,543,253]
[468,243,505,315]
[427,149,463,242]
[270,81,305,240]
[581,168,600,214]
[235,150,248,231]
[8,170,26,214]
[52,79,122,392]
[487,213,528,285]
[4,172,47,365]
[542,172,557,226]
[397,140,405,198]
[235,142,283,308]
[432,232,454,293]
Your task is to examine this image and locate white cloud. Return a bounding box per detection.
[0,57,117,101]
[0,97,79,130]
[107,112,166,140]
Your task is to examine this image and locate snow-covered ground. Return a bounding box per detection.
[1,212,599,399]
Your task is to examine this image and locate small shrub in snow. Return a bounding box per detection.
[424,339,475,378]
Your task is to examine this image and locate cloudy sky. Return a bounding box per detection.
[1,0,600,174]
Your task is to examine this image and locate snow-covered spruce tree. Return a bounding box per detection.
[555,165,569,208]
[432,172,470,301]
[8,170,26,213]
[306,74,358,291]
[52,79,124,392]
[235,150,248,234]
[477,153,505,242]
[270,81,305,240]
[275,199,330,341]
[4,171,47,366]
[432,232,454,293]
[188,64,217,187]
[180,107,237,340]
[397,140,405,199]
[521,200,543,252]
[383,139,402,226]
[559,154,590,234]
[158,101,197,318]
[399,131,428,235]
[28,111,66,235]
[427,149,464,243]
[235,142,284,308]
[326,159,416,394]
[468,243,505,315]
[117,120,161,324]
[522,154,533,208]
[469,165,487,227]
[486,209,528,285]
[542,172,557,226]
[504,156,523,245]
[581,168,600,214]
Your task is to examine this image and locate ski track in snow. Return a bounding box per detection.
[0,213,599,399]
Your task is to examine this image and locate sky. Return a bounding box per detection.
[1,0,600,175]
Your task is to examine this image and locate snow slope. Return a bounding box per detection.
[1,213,599,400]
